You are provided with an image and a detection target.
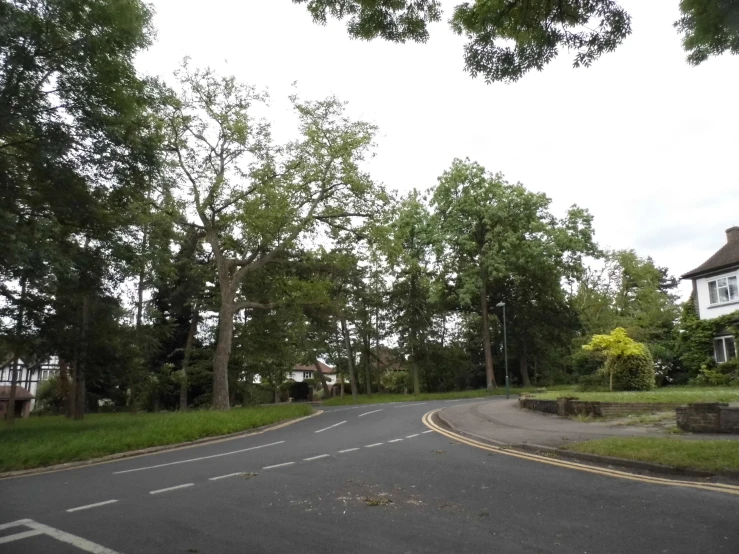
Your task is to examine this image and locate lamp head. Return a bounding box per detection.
[496,302,505,307]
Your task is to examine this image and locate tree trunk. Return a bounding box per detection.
[519,349,531,388]
[340,318,358,402]
[212,302,234,410]
[136,228,148,328]
[180,309,199,411]
[6,275,27,425]
[6,357,19,424]
[69,360,78,419]
[74,371,86,421]
[74,294,90,420]
[59,360,73,418]
[313,357,332,398]
[480,269,496,389]
[363,329,372,396]
[411,330,420,395]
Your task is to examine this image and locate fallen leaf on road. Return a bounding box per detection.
[364,496,393,506]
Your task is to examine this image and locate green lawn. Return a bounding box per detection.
[321,386,573,406]
[566,437,739,473]
[531,387,739,404]
[0,404,312,472]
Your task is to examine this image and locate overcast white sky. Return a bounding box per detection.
[136,0,739,299]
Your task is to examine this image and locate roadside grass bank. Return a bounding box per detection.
[0,404,312,472]
[530,387,739,404]
[565,437,739,473]
[322,386,574,407]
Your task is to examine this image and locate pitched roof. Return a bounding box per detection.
[0,386,34,400]
[294,361,335,374]
[682,227,739,279]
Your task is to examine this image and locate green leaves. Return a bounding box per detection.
[676,0,739,65]
[298,0,738,82]
[293,0,442,43]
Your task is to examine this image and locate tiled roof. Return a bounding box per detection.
[682,228,739,279]
[294,362,335,374]
[0,385,34,400]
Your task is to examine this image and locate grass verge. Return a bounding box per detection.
[321,386,573,407]
[565,437,739,473]
[531,387,739,404]
[0,404,312,472]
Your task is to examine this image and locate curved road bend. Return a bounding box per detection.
[1,399,738,553]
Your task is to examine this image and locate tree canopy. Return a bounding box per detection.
[295,0,739,82]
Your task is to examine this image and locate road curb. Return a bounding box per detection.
[0,409,322,480]
[434,407,739,481]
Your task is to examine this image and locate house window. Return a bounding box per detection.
[303,371,313,380]
[708,276,738,305]
[714,336,737,364]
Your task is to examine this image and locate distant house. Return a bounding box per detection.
[681,226,739,363]
[252,361,338,386]
[0,385,35,419]
[289,361,338,385]
[0,357,60,411]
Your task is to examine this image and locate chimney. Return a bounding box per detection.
[727,226,739,243]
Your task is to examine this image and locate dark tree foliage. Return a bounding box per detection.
[293,0,442,42]
[450,0,631,83]
[676,0,739,64]
[297,0,737,82]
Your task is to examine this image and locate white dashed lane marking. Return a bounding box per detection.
[113,441,285,474]
[422,430,433,434]
[338,448,360,453]
[66,499,118,513]
[365,443,384,448]
[209,472,243,481]
[358,409,383,417]
[303,454,330,461]
[315,421,346,433]
[263,462,295,470]
[150,483,194,495]
[394,403,427,408]
[388,438,403,443]
[406,434,420,438]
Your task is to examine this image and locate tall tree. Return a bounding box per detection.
[162,64,384,409]
[1,0,160,421]
[388,190,436,394]
[432,158,595,389]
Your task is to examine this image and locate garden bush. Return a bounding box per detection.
[380,370,412,393]
[576,372,608,391]
[606,348,655,391]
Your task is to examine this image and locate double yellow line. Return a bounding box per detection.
[422,409,739,497]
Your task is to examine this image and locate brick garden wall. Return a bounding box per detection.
[519,397,676,418]
[676,403,739,433]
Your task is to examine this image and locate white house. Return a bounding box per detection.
[682,226,739,363]
[0,357,60,410]
[252,361,339,386]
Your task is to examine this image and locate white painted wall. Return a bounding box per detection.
[0,358,60,409]
[252,371,338,386]
[696,268,739,320]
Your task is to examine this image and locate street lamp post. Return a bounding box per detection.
[496,301,509,399]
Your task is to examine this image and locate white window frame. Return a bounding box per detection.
[708,275,738,305]
[303,371,313,380]
[714,336,737,364]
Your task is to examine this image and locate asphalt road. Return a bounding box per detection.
[1,399,738,553]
